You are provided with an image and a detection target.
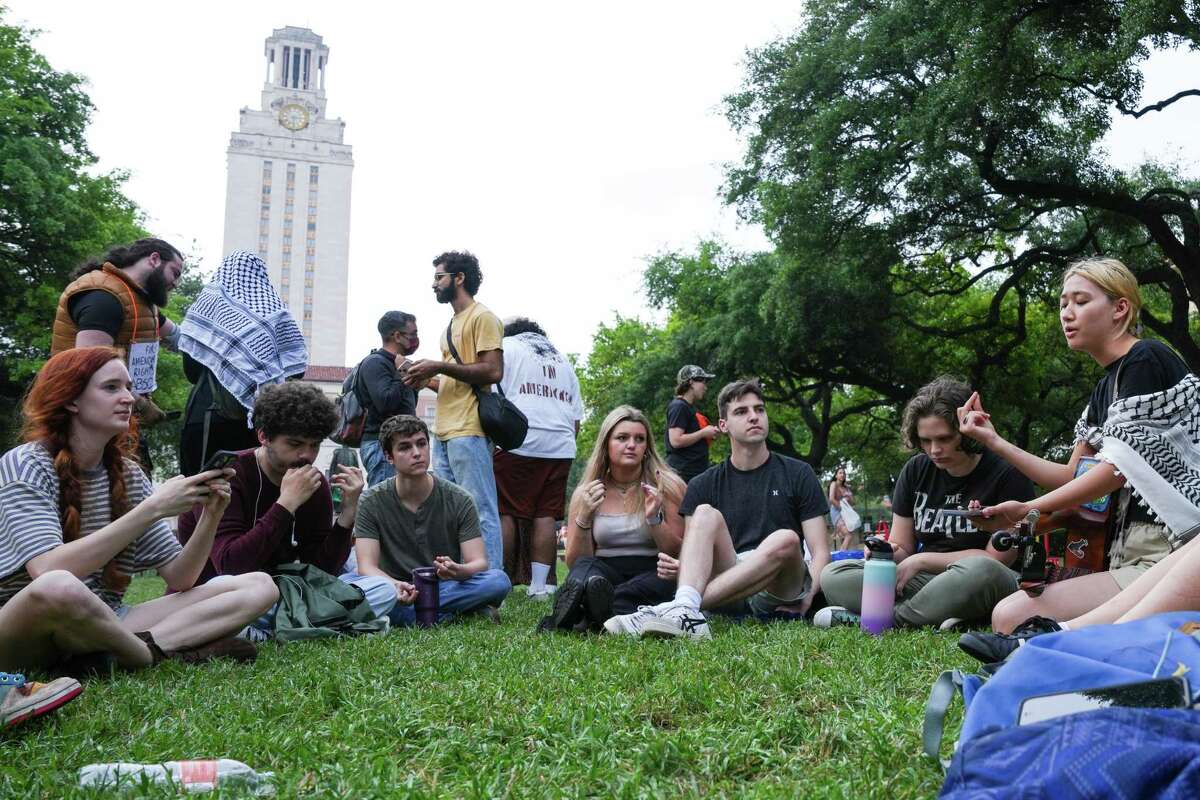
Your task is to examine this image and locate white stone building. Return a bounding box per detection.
[221,26,353,368]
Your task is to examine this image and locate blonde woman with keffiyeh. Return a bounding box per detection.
[177,252,308,475]
[948,257,1199,660]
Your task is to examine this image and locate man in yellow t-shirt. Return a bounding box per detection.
[403,251,505,568]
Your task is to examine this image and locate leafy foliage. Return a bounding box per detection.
[725,0,1200,370]
[0,11,148,441]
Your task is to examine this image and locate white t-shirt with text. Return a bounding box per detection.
[499,333,582,459]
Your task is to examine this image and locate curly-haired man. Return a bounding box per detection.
[178,382,398,637]
[402,251,505,569]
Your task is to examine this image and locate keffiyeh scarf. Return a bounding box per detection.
[1074,372,1200,548]
[179,251,308,425]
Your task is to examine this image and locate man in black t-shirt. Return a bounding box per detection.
[664,365,720,483]
[359,311,420,486]
[604,379,830,640]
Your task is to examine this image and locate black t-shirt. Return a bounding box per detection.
[665,397,708,477]
[68,289,165,338]
[679,452,828,553]
[1086,338,1189,524]
[892,450,1035,553]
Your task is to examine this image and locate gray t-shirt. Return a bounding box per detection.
[353,476,480,582]
[0,442,180,610]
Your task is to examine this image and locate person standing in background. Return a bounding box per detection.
[665,365,720,484]
[494,317,582,597]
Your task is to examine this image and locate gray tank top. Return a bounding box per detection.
[592,512,657,558]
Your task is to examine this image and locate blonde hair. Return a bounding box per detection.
[1062,257,1142,336]
[570,405,686,519]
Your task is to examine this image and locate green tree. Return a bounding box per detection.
[725,0,1200,370]
[0,10,147,438]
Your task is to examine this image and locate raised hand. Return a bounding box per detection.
[577,479,605,526]
[146,471,226,518]
[957,391,998,446]
[331,464,365,507]
[279,465,323,513]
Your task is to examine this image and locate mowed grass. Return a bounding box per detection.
[1,575,973,798]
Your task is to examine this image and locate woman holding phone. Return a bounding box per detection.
[539,406,686,633]
[956,257,1195,658]
[0,347,278,674]
[816,377,1034,630]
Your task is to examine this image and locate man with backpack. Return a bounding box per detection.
[356,311,420,486]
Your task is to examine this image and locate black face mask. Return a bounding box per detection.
[144,265,171,307]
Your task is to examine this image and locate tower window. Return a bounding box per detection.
[292,48,301,89]
[282,47,290,85]
[303,49,311,90]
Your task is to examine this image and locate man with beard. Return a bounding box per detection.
[403,251,505,569]
[604,379,830,639]
[176,382,398,639]
[51,238,187,472]
[358,311,421,487]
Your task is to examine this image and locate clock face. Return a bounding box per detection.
[279,103,309,131]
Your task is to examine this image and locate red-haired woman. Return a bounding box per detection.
[0,347,278,673]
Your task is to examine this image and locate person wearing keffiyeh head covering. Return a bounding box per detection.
[177,251,308,475]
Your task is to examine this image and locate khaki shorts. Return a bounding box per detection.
[735,550,811,614]
[1109,521,1173,589]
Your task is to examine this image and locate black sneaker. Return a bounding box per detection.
[957,616,1062,664]
[582,576,614,629]
[537,578,586,633]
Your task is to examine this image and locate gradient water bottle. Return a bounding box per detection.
[860,536,895,635]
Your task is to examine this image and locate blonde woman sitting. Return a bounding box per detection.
[538,406,686,632]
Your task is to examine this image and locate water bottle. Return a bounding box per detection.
[412,566,440,628]
[78,759,274,794]
[860,536,895,635]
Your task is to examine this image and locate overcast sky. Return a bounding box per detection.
[8,2,1200,367]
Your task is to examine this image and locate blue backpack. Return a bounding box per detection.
[924,612,1200,764]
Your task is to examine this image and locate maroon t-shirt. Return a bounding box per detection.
[177,449,351,583]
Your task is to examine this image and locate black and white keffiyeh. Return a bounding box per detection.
[179,251,308,425]
[1074,372,1200,547]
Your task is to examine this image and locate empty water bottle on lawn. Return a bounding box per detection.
[78,759,275,794]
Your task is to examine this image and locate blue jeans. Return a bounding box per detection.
[387,569,512,627]
[431,435,503,568]
[360,438,395,487]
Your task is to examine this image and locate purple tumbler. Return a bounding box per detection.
[412,566,440,628]
[859,536,896,636]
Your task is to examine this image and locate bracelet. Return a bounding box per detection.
[574,516,593,530]
[646,509,665,526]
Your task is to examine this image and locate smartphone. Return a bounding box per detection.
[202,450,241,472]
[1018,676,1190,726]
[941,508,986,518]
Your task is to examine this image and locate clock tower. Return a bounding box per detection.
[221,26,354,368]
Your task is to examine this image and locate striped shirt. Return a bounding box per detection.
[0,442,180,610]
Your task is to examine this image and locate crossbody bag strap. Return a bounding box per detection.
[445,319,463,364]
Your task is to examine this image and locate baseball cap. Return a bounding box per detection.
[677,365,716,383]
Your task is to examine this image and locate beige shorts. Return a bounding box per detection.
[1108,521,1173,589]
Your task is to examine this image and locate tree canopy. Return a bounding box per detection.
[725,0,1200,370]
[0,11,147,437]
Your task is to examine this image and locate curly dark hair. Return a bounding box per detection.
[253,382,338,440]
[379,414,429,453]
[502,317,546,338]
[900,376,983,455]
[433,250,482,296]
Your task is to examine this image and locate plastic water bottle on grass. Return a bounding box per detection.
[78,759,275,794]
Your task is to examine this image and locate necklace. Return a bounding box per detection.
[607,477,639,496]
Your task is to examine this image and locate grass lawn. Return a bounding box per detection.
[2,575,974,798]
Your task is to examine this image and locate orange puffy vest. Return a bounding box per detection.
[50,264,159,358]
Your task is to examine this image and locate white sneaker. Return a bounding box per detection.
[938,617,966,632]
[236,624,272,643]
[602,606,657,636]
[640,603,711,640]
[526,585,556,600]
[813,606,861,629]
